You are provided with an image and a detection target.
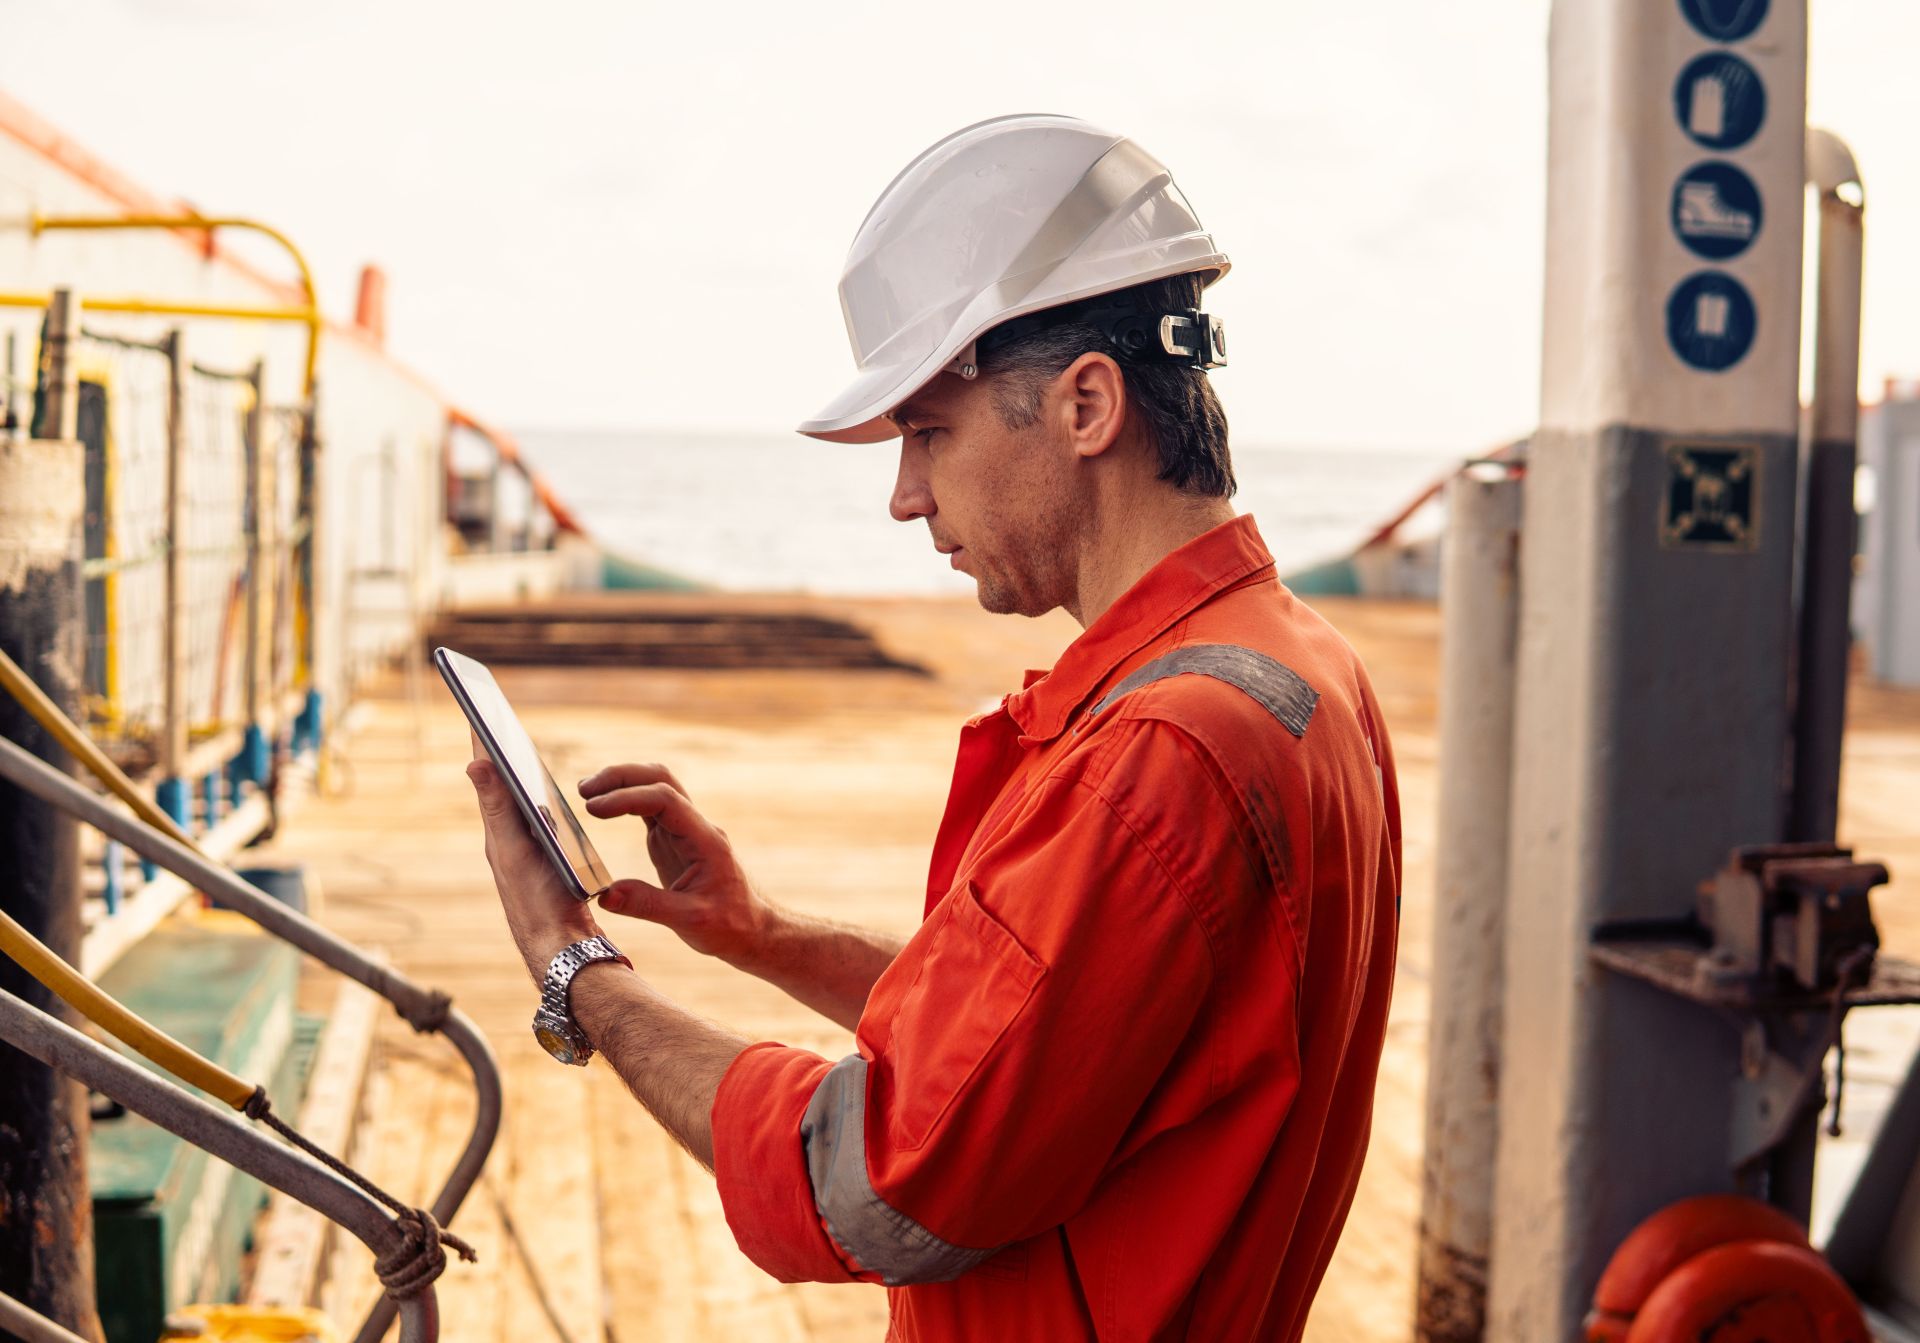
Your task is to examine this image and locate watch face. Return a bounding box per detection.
[534,1018,584,1065]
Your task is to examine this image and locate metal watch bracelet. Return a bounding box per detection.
[532,934,631,1065]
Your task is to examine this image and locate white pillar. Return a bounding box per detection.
[1418,466,1523,1343]
[1488,1,1808,1338]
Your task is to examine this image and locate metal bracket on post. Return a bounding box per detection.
[1729,1012,1836,1176]
[1590,845,1909,1202]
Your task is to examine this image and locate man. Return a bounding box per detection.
[469,114,1400,1340]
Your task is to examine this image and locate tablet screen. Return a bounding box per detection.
[435,646,613,900]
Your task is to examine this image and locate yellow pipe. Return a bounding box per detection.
[0,645,194,849]
[0,292,314,324]
[26,212,321,399]
[0,906,254,1109]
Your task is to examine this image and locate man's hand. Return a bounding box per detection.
[580,761,904,1032]
[576,763,771,963]
[469,737,742,1171]
[467,731,601,983]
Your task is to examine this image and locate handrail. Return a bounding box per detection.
[0,1289,89,1343]
[0,989,437,1341]
[28,212,321,399]
[0,732,500,1343]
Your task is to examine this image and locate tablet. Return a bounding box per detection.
[435,646,613,901]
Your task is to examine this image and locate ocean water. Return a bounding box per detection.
[518,428,1457,596]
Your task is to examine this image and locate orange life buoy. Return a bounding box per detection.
[1624,1240,1869,1343]
[1585,1194,1812,1342]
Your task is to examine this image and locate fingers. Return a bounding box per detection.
[579,762,688,801]
[583,782,724,846]
[598,876,671,922]
[465,758,516,823]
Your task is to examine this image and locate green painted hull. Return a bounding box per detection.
[90,919,307,1342]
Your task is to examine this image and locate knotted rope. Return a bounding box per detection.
[245,1086,477,1296]
[397,986,454,1036]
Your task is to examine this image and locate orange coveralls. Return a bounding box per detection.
[712,514,1401,1340]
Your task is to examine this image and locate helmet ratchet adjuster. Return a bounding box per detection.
[949,301,1228,380]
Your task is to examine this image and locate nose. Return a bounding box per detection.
[889,438,935,524]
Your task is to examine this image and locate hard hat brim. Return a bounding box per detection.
[794,353,930,444]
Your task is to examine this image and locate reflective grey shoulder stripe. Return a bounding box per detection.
[1085,643,1319,738]
[801,1053,994,1285]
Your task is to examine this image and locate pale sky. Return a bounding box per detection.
[0,0,1911,453]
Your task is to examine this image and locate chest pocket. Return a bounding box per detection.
[877,878,1046,1153]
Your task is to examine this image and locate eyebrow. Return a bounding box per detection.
[888,399,934,430]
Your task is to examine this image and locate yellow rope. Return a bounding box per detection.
[0,646,244,1102]
[0,906,253,1108]
[0,646,194,848]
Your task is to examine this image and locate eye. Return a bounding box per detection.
[912,427,940,448]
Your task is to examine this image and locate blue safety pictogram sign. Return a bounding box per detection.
[1679,0,1768,42]
[1671,161,1762,260]
[1674,52,1766,151]
[1666,271,1756,372]
[1662,442,1760,550]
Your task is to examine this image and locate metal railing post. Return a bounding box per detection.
[0,394,100,1338]
[158,328,190,834]
[38,288,78,443]
[295,398,327,760]
[239,358,270,796]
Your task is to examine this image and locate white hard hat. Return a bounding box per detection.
[799,113,1231,444]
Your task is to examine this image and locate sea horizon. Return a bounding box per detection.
[516,427,1462,597]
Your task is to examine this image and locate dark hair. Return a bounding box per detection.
[976,272,1235,498]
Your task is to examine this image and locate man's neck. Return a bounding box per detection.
[1066,492,1239,628]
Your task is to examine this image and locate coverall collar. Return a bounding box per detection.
[1005,512,1276,743]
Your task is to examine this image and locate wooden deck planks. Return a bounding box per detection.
[237,593,1920,1342]
[246,977,380,1309]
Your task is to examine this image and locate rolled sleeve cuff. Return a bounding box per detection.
[711,1040,860,1283]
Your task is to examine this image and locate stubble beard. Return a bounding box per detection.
[970,526,1072,620]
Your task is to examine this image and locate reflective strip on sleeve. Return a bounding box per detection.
[801,1053,995,1286]
[1086,643,1319,738]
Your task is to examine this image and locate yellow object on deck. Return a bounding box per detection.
[162,1304,339,1342]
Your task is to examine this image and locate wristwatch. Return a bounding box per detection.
[532,934,632,1065]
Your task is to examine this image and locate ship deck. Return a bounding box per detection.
[245,595,1920,1341]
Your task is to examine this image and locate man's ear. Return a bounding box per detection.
[1058,352,1128,460]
